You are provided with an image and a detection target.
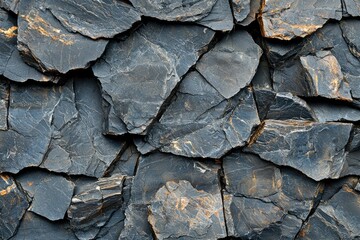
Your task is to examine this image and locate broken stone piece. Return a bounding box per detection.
[46,0,141,39]
[0,80,8,130]
[259,0,342,40]
[137,71,260,158]
[342,0,360,17]
[0,174,29,240]
[129,0,217,22]
[0,0,19,13]
[67,174,125,240]
[17,0,108,73]
[308,101,360,122]
[28,174,74,221]
[196,29,262,99]
[149,180,226,240]
[93,22,214,135]
[196,0,234,31]
[231,0,251,23]
[340,19,360,60]
[245,120,352,181]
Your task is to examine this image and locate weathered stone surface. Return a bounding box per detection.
[105,144,139,177]
[340,19,360,60]
[0,79,8,130]
[320,176,358,201]
[240,0,262,26]
[342,0,360,17]
[0,174,29,240]
[265,92,316,120]
[129,0,217,22]
[245,120,352,181]
[231,0,250,23]
[297,186,360,239]
[67,174,125,240]
[46,0,141,39]
[253,89,276,120]
[11,212,77,240]
[0,0,19,13]
[308,101,360,122]
[196,30,262,99]
[300,51,352,101]
[149,180,226,240]
[22,172,74,221]
[343,148,360,177]
[136,71,260,158]
[348,126,360,152]
[259,0,342,40]
[93,22,214,135]
[196,0,234,31]
[17,0,108,73]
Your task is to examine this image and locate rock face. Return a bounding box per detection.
[93,22,215,135]
[245,120,352,181]
[17,0,108,73]
[149,180,226,240]
[0,174,29,240]
[259,0,342,40]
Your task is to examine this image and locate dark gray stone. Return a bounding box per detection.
[67,174,125,240]
[240,0,262,26]
[0,174,29,240]
[308,101,360,122]
[0,0,19,13]
[253,88,276,120]
[196,29,262,99]
[137,71,260,158]
[259,0,342,40]
[93,22,214,135]
[129,0,217,22]
[0,79,8,130]
[340,19,360,60]
[320,176,358,201]
[297,186,360,239]
[245,120,352,181]
[46,0,141,39]
[251,56,273,90]
[105,144,139,177]
[17,0,108,73]
[196,0,234,31]
[11,212,77,240]
[28,175,74,221]
[342,149,360,177]
[348,126,360,152]
[148,180,226,240]
[342,0,360,17]
[231,0,251,23]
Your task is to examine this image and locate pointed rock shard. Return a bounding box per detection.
[245,120,352,181]
[259,0,342,40]
[137,71,260,158]
[67,174,125,240]
[28,174,74,221]
[129,0,217,22]
[93,22,214,135]
[45,0,141,39]
[343,0,360,17]
[196,30,262,99]
[231,0,251,23]
[340,19,360,60]
[297,186,360,239]
[17,0,108,73]
[300,51,352,101]
[149,180,226,240]
[0,174,29,240]
[196,0,234,31]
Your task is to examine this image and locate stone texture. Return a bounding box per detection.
[67,174,125,240]
[340,19,360,60]
[0,174,29,240]
[231,0,251,23]
[245,120,352,181]
[105,144,140,177]
[93,22,214,135]
[259,0,342,40]
[297,186,360,239]
[0,79,8,130]
[196,29,262,99]
[196,0,234,31]
[46,0,141,39]
[0,0,19,13]
[149,180,226,240]
[136,71,260,158]
[17,0,108,73]
[129,0,217,22]
[26,173,74,221]
[308,100,360,122]
[342,0,360,17]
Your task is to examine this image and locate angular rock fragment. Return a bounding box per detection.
[259,0,342,40]
[231,0,251,23]
[342,146,360,177]
[46,0,141,39]
[253,89,276,120]
[196,30,262,99]
[320,176,358,201]
[196,0,234,31]
[348,126,360,152]
[340,19,360,59]
[240,0,262,26]
[19,171,75,221]
[0,174,29,240]
[136,71,260,158]
[17,0,108,73]
[342,0,360,17]
[93,22,214,135]
[245,120,352,181]
[105,144,139,177]
[149,180,226,240]
[0,79,8,130]
[0,0,19,13]
[300,51,352,101]
[12,212,77,240]
[297,186,360,239]
[67,174,125,240]
[129,0,217,22]
[308,101,360,122]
